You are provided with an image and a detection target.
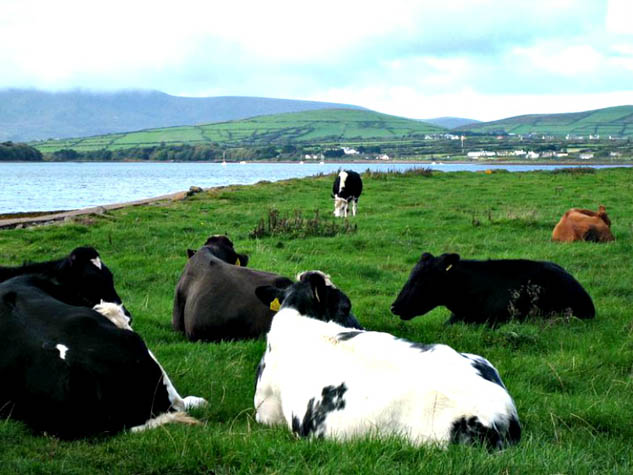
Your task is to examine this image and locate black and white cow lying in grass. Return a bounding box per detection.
[0,275,206,438]
[391,252,595,326]
[332,170,363,217]
[0,246,131,319]
[253,271,520,449]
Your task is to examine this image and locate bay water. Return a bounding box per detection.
[0,161,626,214]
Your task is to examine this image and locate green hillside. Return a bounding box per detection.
[34,109,447,153]
[458,105,633,137]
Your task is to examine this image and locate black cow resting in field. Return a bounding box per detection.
[0,275,206,438]
[0,246,131,319]
[332,170,363,217]
[173,236,362,341]
[391,252,595,326]
[173,236,292,341]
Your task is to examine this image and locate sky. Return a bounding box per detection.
[1,0,632,122]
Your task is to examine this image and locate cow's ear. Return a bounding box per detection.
[442,253,460,271]
[255,285,285,310]
[187,249,196,258]
[420,252,434,262]
[236,253,249,267]
[273,277,293,289]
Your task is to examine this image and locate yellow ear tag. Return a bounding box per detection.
[269,298,281,312]
[445,264,453,271]
[235,257,241,266]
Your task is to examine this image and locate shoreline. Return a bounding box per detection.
[2,162,631,229]
[0,188,203,230]
[1,159,632,166]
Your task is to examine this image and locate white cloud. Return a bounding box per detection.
[315,86,633,121]
[606,0,633,35]
[512,43,604,76]
[0,0,631,120]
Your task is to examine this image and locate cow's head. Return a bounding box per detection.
[59,247,131,318]
[597,205,611,227]
[190,235,249,266]
[255,271,362,329]
[391,252,460,320]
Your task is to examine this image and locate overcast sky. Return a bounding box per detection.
[1,0,632,121]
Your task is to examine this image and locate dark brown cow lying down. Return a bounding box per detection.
[552,205,614,243]
[173,236,293,341]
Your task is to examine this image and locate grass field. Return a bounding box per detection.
[1,168,632,473]
[33,109,446,154]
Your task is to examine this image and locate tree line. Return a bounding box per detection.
[48,143,286,162]
[0,141,43,161]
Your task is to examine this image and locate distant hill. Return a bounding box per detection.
[421,117,480,129]
[0,89,367,142]
[457,105,633,137]
[35,109,447,153]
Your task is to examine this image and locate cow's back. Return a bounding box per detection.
[174,251,281,341]
[448,260,594,322]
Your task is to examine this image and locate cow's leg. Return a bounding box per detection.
[351,199,357,216]
[146,349,207,411]
[254,356,284,425]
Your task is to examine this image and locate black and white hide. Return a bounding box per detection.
[0,275,206,438]
[253,271,520,449]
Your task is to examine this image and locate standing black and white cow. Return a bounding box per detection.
[391,252,595,325]
[0,275,206,438]
[0,246,131,319]
[332,170,363,217]
[253,271,520,449]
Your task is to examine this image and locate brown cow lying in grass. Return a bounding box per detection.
[552,205,614,242]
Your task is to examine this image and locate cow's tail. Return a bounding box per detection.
[130,411,201,433]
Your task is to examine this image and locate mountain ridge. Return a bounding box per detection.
[0,89,366,141]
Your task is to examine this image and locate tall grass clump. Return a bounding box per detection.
[249,208,357,239]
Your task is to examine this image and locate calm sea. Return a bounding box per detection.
[0,161,627,214]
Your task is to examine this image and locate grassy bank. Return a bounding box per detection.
[1,168,632,473]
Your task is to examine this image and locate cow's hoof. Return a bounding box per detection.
[183,396,207,409]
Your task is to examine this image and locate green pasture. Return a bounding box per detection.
[32,109,445,153]
[1,168,632,473]
[462,105,633,137]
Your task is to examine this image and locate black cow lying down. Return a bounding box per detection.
[174,236,291,341]
[0,246,131,319]
[173,236,362,341]
[0,275,206,438]
[391,252,595,325]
